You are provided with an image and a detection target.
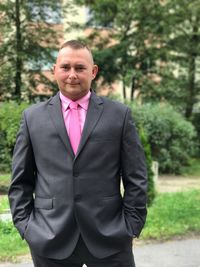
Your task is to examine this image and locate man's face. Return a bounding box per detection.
[53,47,98,100]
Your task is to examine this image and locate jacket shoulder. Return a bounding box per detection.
[100,96,129,113]
[23,96,54,115]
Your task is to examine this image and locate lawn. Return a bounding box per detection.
[0,189,200,262]
[0,161,200,262]
[141,189,200,240]
[0,220,29,262]
[0,195,9,214]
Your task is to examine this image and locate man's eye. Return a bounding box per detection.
[62,66,69,70]
[76,67,85,71]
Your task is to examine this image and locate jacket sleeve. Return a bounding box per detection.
[121,107,147,237]
[8,111,36,238]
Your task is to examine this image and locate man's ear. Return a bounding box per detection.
[92,65,98,80]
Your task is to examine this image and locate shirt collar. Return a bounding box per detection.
[59,91,91,111]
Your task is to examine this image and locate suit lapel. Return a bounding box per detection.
[76,91,103,158]
[47,91,103,159]
[48,93,74,157]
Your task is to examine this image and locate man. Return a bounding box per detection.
[8,40,147,267]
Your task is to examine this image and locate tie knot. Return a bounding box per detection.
[69,101,78,110]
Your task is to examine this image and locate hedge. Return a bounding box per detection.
[139,128,156,206]
[128,102,196,174]
[0,101,197,175]
[0,102,29,172]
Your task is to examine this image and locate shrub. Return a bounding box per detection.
[139,128,156,206]
[0,102,29,172]
[128,103,196,174]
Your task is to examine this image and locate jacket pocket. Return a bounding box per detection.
[34,197,53,210]
[102,194,122,200]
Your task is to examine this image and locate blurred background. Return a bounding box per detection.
[0,0,200,264]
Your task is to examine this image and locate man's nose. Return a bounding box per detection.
[68,68,77,78]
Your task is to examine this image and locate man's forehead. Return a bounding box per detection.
[58,60,87,65]
[57,47,93,64]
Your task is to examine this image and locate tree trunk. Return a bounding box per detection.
[185,22,198,119]
[122,79,126,100]
[130,76,135,101]
[14,0,22,102]
[185,55,196,119]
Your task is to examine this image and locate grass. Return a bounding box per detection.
[141,189,200,240]
[0,195,9,214]
[0,173,11,194]
[0,159,199,262]
[0,173,29,262]
[182,158,200,177]
[0,220,29,262]
[0,189,200,262]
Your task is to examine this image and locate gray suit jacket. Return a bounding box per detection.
[8,91,147,259]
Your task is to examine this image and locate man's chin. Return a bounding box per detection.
[61,89,85,100]
[68,83,80,87]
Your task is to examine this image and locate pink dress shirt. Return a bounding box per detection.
[59,91,91,135]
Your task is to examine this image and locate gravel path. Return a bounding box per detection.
[157,175,200,193]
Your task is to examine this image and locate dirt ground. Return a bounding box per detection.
[156,175,200,193]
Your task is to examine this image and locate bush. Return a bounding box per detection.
[128,103,196,174]
[139,128,156,206]
[0,102,29,172]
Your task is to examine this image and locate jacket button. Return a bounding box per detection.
[73,171,79,177]
[74,195,81,201]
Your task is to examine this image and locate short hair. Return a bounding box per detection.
[60,40,91,52]
[59,40,94,63]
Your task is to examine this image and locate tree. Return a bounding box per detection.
[76,0,200,120]
[159,0,200,119]
[0,0,74,102]
[75,0,166,100]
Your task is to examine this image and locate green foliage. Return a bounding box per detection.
[182,158,200,177]
[1,190,200,261]
[0,173,10,194]
[0,0,75,101]
[139,128,156,206]
[191,112,200,155]
[129,103,196,174]
[77,0,200,119]
[158,0,200,119]
[0,102,29,172]
[141,189,200,240]
[0,220,29,262]
[0,196,9,214]
[76,0,165,99]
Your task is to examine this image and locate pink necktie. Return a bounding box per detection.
[69,102,81,154]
